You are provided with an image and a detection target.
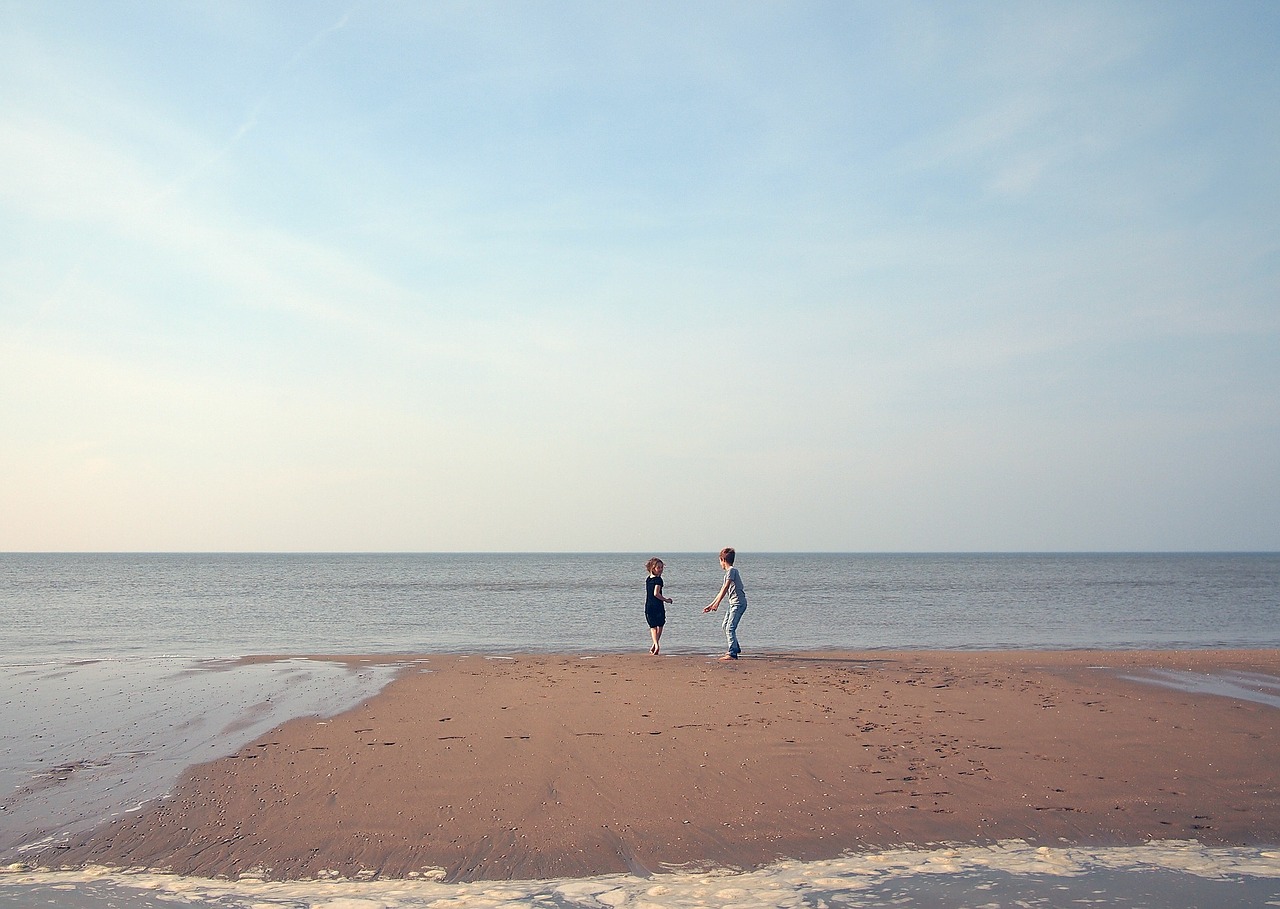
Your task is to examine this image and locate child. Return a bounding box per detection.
[644,557,673,655]
[703,547,747,660]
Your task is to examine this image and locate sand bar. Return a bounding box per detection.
[30,650,1280,882]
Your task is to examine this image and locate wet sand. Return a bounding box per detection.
[0,657,401,862]
[29,650,1280,882]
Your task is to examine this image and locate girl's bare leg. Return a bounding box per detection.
[650,626,662,655]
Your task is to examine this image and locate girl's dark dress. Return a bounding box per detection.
[645,575,666,629]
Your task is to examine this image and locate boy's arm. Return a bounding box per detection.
[704,577,731,612]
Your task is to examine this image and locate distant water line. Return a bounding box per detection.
[1,552,1277,663]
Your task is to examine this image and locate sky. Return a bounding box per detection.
[1,1,1278,553]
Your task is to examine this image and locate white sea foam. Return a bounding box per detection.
[3,841,1279,908]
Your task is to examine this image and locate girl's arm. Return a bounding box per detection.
[655,582,673,604]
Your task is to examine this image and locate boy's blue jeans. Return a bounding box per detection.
[723,603,746,657]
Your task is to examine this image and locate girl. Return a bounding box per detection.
[644,557,673,655]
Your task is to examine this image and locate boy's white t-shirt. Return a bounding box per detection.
[724,566,747,609]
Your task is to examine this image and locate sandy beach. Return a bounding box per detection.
[30,650,1280,883]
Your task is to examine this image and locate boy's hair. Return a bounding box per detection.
[719,547,736,565]
[645,557,664,574]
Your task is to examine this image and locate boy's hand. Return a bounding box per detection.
[703,604,717,613]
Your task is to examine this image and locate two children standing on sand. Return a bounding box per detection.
[645,548,747,660]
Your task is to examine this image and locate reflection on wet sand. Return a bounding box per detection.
[0,657,401,861]
[1120,668,1280,708]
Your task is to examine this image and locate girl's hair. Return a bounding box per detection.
[719,547,736,565]
[645,557,664,574]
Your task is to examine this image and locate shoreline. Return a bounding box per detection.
[20,649,1280,882]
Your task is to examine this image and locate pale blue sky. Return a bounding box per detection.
[2,1,1277,552]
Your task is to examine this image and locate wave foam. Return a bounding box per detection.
[4,840,1280,908]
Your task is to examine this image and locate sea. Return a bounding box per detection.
[1,552,1278,908]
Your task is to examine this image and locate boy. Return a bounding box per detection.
[703,547,747,660]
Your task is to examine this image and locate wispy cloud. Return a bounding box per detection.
[159,6,356,203]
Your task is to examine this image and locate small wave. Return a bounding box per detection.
[3,841,1279,908]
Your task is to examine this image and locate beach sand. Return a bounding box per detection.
[30,650,1280,882]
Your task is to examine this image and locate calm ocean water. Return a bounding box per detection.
[1,552,1278,661]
